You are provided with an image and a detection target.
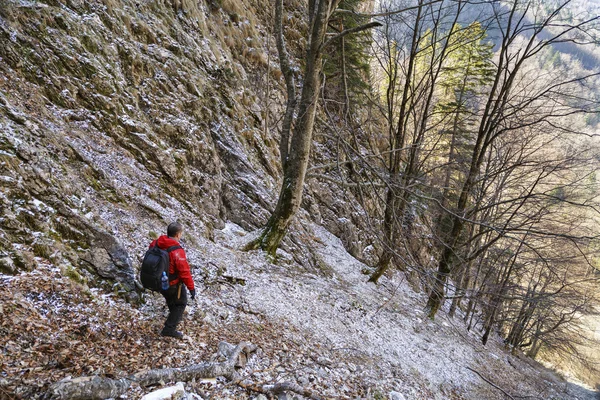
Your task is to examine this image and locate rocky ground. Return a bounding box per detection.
[1,1,599,399]
[1,222,598,399]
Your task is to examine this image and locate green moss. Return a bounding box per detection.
[81,35,99,54]
[53,14,69,30]
[0,257,16,274]
[63,264,87,285]
[208,0,223,11]
[48,228,63,242]
[173,153,186,169]
[183,234,199,248]
[373,391,385,400]
[148,230,159,240]
[112,281,127,297]
[32,242,52,260]
[311,251,335,278]
[16,210,46,232]
[54,220,88,248]
[45,86,70,108]
[81,165,103,191]
[77,164,124,204]
[106,190,126,204]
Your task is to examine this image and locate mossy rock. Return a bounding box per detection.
[80,34,99,54]
[12,250,36,272]
[0,257,17,274]
[32,241,53,260]
[16,211,46,233]
[62,263,87,285]
[307,249,335,278]
[54,218,88,247]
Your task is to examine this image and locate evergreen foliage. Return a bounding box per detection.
[433,22,495,210]
[322,0,372,113]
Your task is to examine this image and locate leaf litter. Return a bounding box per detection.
[0,223,597,399]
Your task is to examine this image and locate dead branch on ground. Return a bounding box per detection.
[48,342,256,400]
[466,366,544,400]
[237,380,324,400]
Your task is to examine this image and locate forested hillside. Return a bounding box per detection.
[1,0,599,399]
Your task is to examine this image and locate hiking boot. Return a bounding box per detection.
[160,329,184,339]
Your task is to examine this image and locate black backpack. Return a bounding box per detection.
[140,244,181,292]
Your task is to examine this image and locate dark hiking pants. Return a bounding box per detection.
[161,283,187,333]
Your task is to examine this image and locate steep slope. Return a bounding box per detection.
[1,0,598,399]
[0,0,367,297]
[2,222,597,399]
[0,0,285,292]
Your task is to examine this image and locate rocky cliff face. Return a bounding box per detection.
[0,0,366,294]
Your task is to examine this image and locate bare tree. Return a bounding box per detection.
[367,0,473,283]
[425,0,600,318]
[246,0,380,256]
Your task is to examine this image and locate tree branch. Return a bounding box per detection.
[307,173,386,188]
[237,380,324,400]
[466,366,544,399]
[333,0,444,18]
[323,21,382,48]
[48,342,257,400]
[466,366,516,399]
[275,0,297,170]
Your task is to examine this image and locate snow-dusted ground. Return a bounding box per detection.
[1,0,596,397]
[177,222,599,400]
[2,219,598,399]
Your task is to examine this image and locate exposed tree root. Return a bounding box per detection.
[237,379,324,400]
[48,342,256,400]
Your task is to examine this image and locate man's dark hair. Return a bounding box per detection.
[167,222,183,238]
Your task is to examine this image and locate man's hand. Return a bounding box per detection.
[189,289,196,301]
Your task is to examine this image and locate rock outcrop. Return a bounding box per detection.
[0,0,373,293]
[0,0,278,285]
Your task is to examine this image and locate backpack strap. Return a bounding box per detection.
[165,245,182,283]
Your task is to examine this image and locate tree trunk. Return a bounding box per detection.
[340,18,350,119]
[424,0,523,318]
[482,238,524,344]
[249,0,338,256]
[426,243,454,318]
[369,188,398,283]
[449,221,477,318]
[481,297,499,346]
[448,266,466,318]
[274,0,297,171]
[370,1,423,282]
[464,251,486,328]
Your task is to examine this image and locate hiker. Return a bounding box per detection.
[149,222,196,339]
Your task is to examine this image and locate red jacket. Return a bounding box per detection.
[150,235,195,291]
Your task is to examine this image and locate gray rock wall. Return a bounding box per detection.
[0,0,374,291]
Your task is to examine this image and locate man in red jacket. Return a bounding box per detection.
[150,222,196,339]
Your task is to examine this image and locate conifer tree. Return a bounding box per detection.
[323,0,372,116]
[436,22,495,210]
[425,0,600,319]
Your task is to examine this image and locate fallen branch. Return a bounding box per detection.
[48,342,256,400]
[466,366,516,400]
[237,380,324,400]
[466,366,545,400]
